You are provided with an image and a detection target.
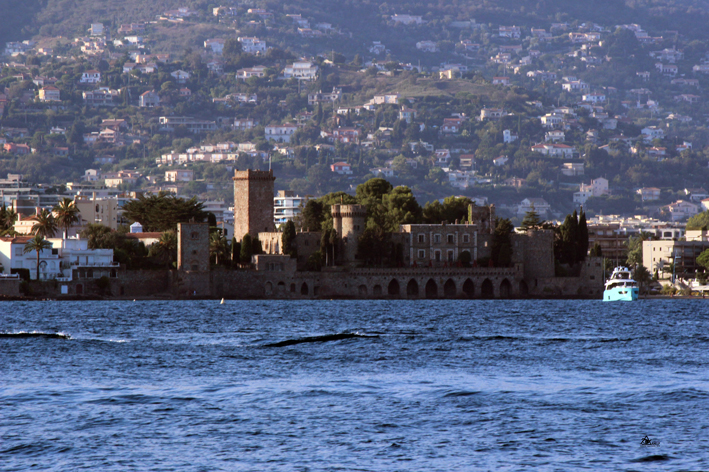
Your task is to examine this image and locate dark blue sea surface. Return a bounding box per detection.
[1,300,708,471]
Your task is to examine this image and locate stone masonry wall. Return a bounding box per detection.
[233,169,275,241]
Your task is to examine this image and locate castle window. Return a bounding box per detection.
[447,250,454,262]
[463,234,470,243]
[418,249,425,258]
[191,232,199,240]
[447,234,454,244]
[434,250,441,262]
[434,234,441,243]
[418,234,425,243]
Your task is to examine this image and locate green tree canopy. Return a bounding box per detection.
[520,207,543,230]
[122,192,207,232]
[32,209,58,238]
[53,198,80,239]
[282,220,297,258]
[423,196,472,224]
[240,234,253,263]
[382,186,422,231]
[491,218,514,267]
[686,211,709,230]
[697,248,709,270]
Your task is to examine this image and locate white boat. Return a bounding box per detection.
[603,266,639,301]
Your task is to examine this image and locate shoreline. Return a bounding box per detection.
[2,295,708,301]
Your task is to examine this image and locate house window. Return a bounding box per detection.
[14,247,22,256]
[434,234,441,243]
[447,234,454,244]
[435,250,441,262]
[418,249,425,258]
[418,234,425,243]
[463,234,470,243]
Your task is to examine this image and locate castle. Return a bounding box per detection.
[17,169,602,299]
[222,168,603,299]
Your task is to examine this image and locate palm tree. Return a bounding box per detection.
[32,209,58,238]
[149,231,177,267]
[24,234,53,280]
[53,198,81,239]
[209,232,228,265]
[2,207,17,232]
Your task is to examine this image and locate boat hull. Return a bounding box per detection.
[603,286,639,301]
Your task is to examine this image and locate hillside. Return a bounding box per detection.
[4,0,709,54]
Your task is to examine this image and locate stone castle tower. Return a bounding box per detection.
[332,204,366,264]
[233,169,276,241]
[177,222,210,271]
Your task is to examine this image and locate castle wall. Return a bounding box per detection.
[0,277,21,297]
[512,230,556,280]
[209,265,528,299]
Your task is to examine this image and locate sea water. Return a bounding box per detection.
[1,299,708,471]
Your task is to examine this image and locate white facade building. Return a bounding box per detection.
[283,61,318,80]
[265,123,298,143]
[0,236,116,281]
[274,191,311,227]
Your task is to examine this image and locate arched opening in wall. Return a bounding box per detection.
[265,281,273,295]
[481,278,494,298]
[290,283,296,293]
[519,280,529,298]
[406,279,419,297]
[443,279,456,298]
[277,281,285,293]
[358,284,367,295]
[373,285,382,296]
[462,279,474,298]
[76,284,83,295]
[425,279,438,299]
[500,279,512,298]
[301,282,308,295]
[388,279,400,296]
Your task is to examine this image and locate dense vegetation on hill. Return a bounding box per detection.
[5,0,709,48]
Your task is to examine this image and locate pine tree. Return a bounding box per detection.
[577,209,589,262]
[240,234,253,263]
[282,221,297,257]
[520,206,543,230]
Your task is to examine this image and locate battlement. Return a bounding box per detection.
[233,169,275,182]
[331,204,367,218]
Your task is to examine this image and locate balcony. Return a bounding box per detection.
[71,261,120,267]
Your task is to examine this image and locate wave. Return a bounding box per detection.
[457,335,634,343]
[0,331,70,339]
[629,454,671,463]
[265,332,379,347]
[443,390,481,398]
